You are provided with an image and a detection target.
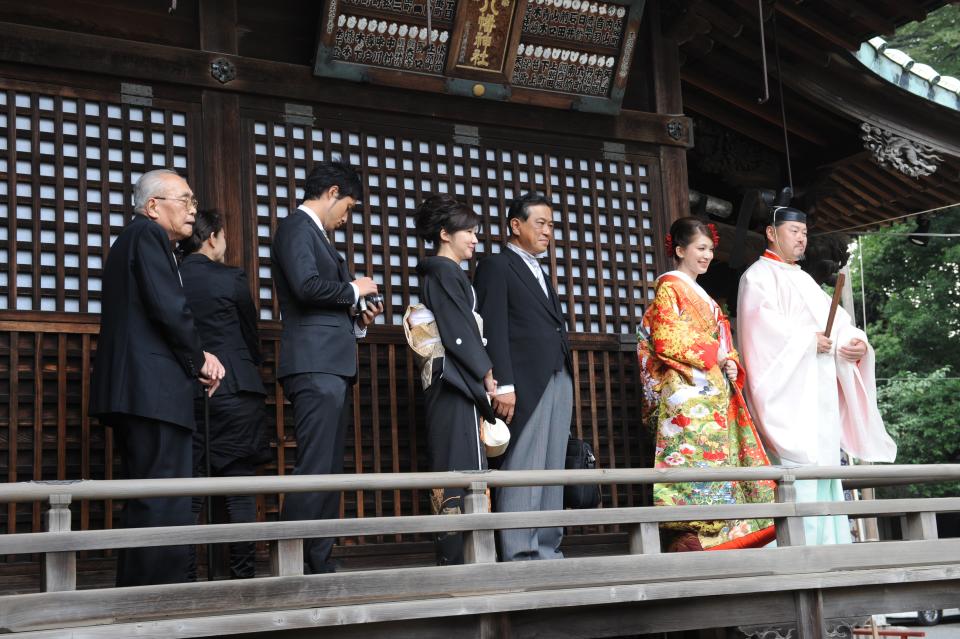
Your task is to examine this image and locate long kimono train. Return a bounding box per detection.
[638,271,776,551]
[410,256,496,565]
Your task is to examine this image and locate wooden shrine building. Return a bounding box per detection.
[1,0,959,613]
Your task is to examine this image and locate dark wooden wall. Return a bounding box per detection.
[0,0,688,571]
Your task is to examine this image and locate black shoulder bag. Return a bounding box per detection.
[564,436,602,509]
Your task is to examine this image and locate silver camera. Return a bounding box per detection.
[357,293,384,313]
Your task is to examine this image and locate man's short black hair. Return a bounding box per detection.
[303,159,363,202]
[507,192,551,230]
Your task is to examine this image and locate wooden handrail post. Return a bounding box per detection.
[270,538,304,577]
[794,588,826,639]
[774,474,806,547]
[42,493,76,592]
[462,481,496,564]
[628,522,661,554]
[775,474,823,638]
[462,480,503,639]
[902,511,938,541]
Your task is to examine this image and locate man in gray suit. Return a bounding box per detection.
[474,192,573,561]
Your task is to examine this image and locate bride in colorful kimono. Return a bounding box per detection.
[638,217,776,552]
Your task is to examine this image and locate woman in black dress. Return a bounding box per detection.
[178,209,270,579]
[412,194,497,565]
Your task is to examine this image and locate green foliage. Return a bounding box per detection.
[876,368,960,499]
[849,208,960,495]
[849,208,960,379]
[885,4,960,78]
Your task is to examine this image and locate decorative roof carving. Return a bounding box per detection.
[861,122,943,178]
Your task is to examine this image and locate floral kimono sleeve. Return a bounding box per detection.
[647,281,720,376]
[718,313,747,391]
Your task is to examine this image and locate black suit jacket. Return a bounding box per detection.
[271,208,357,379]
[179,254,266,397]
[89,214,206,430]
[474,247,572,436]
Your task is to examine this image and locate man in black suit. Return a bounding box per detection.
[271,160,382,574]
[474,192,573,561]
[90,168,225,586]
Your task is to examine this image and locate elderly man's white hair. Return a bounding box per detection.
[133,168,181,213]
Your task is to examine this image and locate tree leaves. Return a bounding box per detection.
[884,5,960,78]
[849,208,960,498]
[876,368,960,499]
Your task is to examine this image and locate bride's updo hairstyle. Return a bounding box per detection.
[415,194,482,244]
[665,216,716,261]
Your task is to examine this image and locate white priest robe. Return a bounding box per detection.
[737,251,897,544]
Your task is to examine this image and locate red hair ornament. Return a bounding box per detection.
[665,233,674,257]
[708,223,720,248]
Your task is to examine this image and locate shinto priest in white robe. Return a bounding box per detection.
[737,250,896,545]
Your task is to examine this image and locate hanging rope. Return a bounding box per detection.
[772,13,793,194]
[847,232,960,238]
[756,4,794,193]
[756,0,771,104]
[813,201,960,236]
[858,234,867,332]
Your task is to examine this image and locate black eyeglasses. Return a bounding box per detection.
[154,196,198,209]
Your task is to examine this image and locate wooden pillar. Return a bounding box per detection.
[462,481,502,639]
[270,538,305,577]
[198,1,247,271]
[462,481,496,564]
[649,0,690,235]
[775,475,825,638]
[773,474,805,547]
[628,522,660,554]
[794,589,826,639]
[42,494,76,592]
[902,512,938,541]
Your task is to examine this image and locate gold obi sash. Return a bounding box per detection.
[402,304,485,391]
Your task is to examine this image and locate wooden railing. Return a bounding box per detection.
[1,465,959,638]
[0,317,648,547]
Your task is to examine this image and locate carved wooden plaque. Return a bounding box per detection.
[448,0,522,80]
[315,0,645,113]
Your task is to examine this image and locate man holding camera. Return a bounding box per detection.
[271,160,382,574]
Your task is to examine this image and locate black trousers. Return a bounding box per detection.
[189,391,267,579]
[112,415,194,587]
[188,457,258,580]
[280,372,350,573]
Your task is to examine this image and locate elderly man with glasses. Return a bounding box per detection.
[90,168,225,587]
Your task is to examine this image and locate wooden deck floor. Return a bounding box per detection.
[1,466,958,638]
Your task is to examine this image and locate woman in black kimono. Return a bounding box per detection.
[412,194,497,565]
[178,209,270,579]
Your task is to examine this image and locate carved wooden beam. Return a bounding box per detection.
[775,2,863,51]
[681,62,830,145]
[0,20,691,147]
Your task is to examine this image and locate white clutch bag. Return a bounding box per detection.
[480,417,510,457]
